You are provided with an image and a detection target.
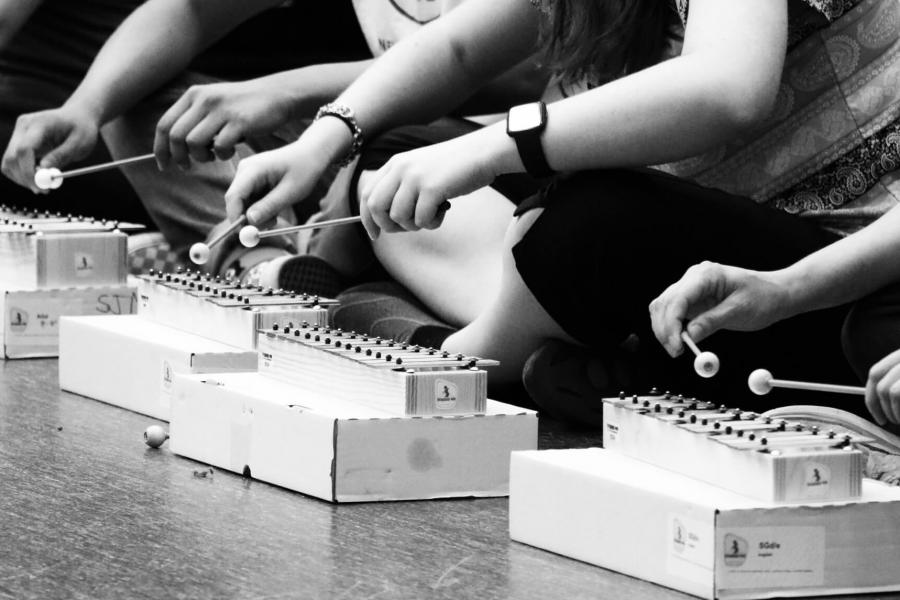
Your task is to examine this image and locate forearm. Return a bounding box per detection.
[0,0,42,50]
[64,0,278,124]
[773,207,900,317]
[334,0,538,141]
[266,60,375,120]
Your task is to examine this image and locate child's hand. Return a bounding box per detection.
[2,105,100,192]
[224,141,326,226]
[358,134,496,239]
[649,262,793,357]
[866,349,900,425]
[154,79,295,169]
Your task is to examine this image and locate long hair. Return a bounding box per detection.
[538,0,673,86]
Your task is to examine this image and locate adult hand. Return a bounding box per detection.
[358,135,497,239]
[649,261,793,357]
[1,106,99,192]
[867,349,900,425]
[154,79,295,170]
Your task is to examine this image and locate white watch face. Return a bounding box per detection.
[508,103,543,133]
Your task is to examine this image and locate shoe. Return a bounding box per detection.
[522,340,635,429]
[331,281,457,344]
[274,254,346,298]
[217,245,292,285]
[127,232,182,275]
[762,405,900,485]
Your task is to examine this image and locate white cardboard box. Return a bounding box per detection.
[1,285,136,358]
[59,315,258,420]
[170,371,537,502]
[510,448,900,600]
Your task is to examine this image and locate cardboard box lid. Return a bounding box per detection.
[196,371,534,421]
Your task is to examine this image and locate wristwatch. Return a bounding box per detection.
[506,101,554,178]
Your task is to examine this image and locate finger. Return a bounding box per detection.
[888,378,900,425]
[185,116,224,163]
[212,122,243,161]
[387,180,419,232]
[867,361,892,427]
[414,190,447,230]
[167,104,208,169]
[365,167,404,235]
[420,197,449,230]
[867,348,900,425]
[39,132,90,170]
[648,292,672,355]
[686,295,740,344]
[224,160,268,222]
[875,362,900,425]
[154,93,194,169]
[245,178,307,226]
[1,133,36,190]
[661,294,691,357]
[359,191,379,241]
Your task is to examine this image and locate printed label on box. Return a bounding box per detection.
[667,514,714,585]
[160,358,175,404]
[717,526,825,590]
[74,253,94,277]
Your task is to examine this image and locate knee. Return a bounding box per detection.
[841,305,871,381]
[504,207,543,251]
[841,285,900,381]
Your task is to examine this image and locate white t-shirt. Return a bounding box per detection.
[351,0,465,56]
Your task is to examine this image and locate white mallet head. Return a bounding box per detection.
[239,225,260,248]
[189,242,210,265]
[694,351,720,378]
[144,424,169,448]
[748,368,774,395]
[34,167,63,190]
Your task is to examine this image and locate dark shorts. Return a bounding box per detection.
[510,168,871,410]
[349,120,896,414]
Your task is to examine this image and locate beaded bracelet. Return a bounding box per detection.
[314,102,364,167]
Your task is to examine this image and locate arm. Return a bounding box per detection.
[68,0,282,126]
[225,0,539,224]
[1,0,281,190]
[650,205,900,357]
[0,0,42,50]
[357,0,788,237]
[650,205,900,425]
[155,59,376,168]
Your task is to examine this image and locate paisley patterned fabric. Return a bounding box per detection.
[675,0,859,26]
[660,0,900,235]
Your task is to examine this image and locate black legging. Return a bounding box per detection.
[353,120,899,416]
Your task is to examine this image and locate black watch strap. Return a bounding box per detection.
[513,134,554,179]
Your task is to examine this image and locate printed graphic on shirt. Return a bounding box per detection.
[352,0,465,55]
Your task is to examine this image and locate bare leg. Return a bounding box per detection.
[442,208,580,384]
[358,170,515,327]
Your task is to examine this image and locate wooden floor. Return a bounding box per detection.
[0,358,892,600]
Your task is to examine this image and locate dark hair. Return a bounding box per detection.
[539,0,673,86]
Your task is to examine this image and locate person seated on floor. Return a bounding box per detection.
[0,0,149,223]
[221,0,900,424]
[2,0,546,277]
[650,202,900,429]
[1,0,372,266]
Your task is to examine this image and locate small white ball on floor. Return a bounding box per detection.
[34,167,63,190]
[189,242,210,265]
[239,225,260,248]
[693,351,720,378]
[748,368,774,395]
[144,424,169,448]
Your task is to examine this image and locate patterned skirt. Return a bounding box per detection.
[660,0,900,236]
